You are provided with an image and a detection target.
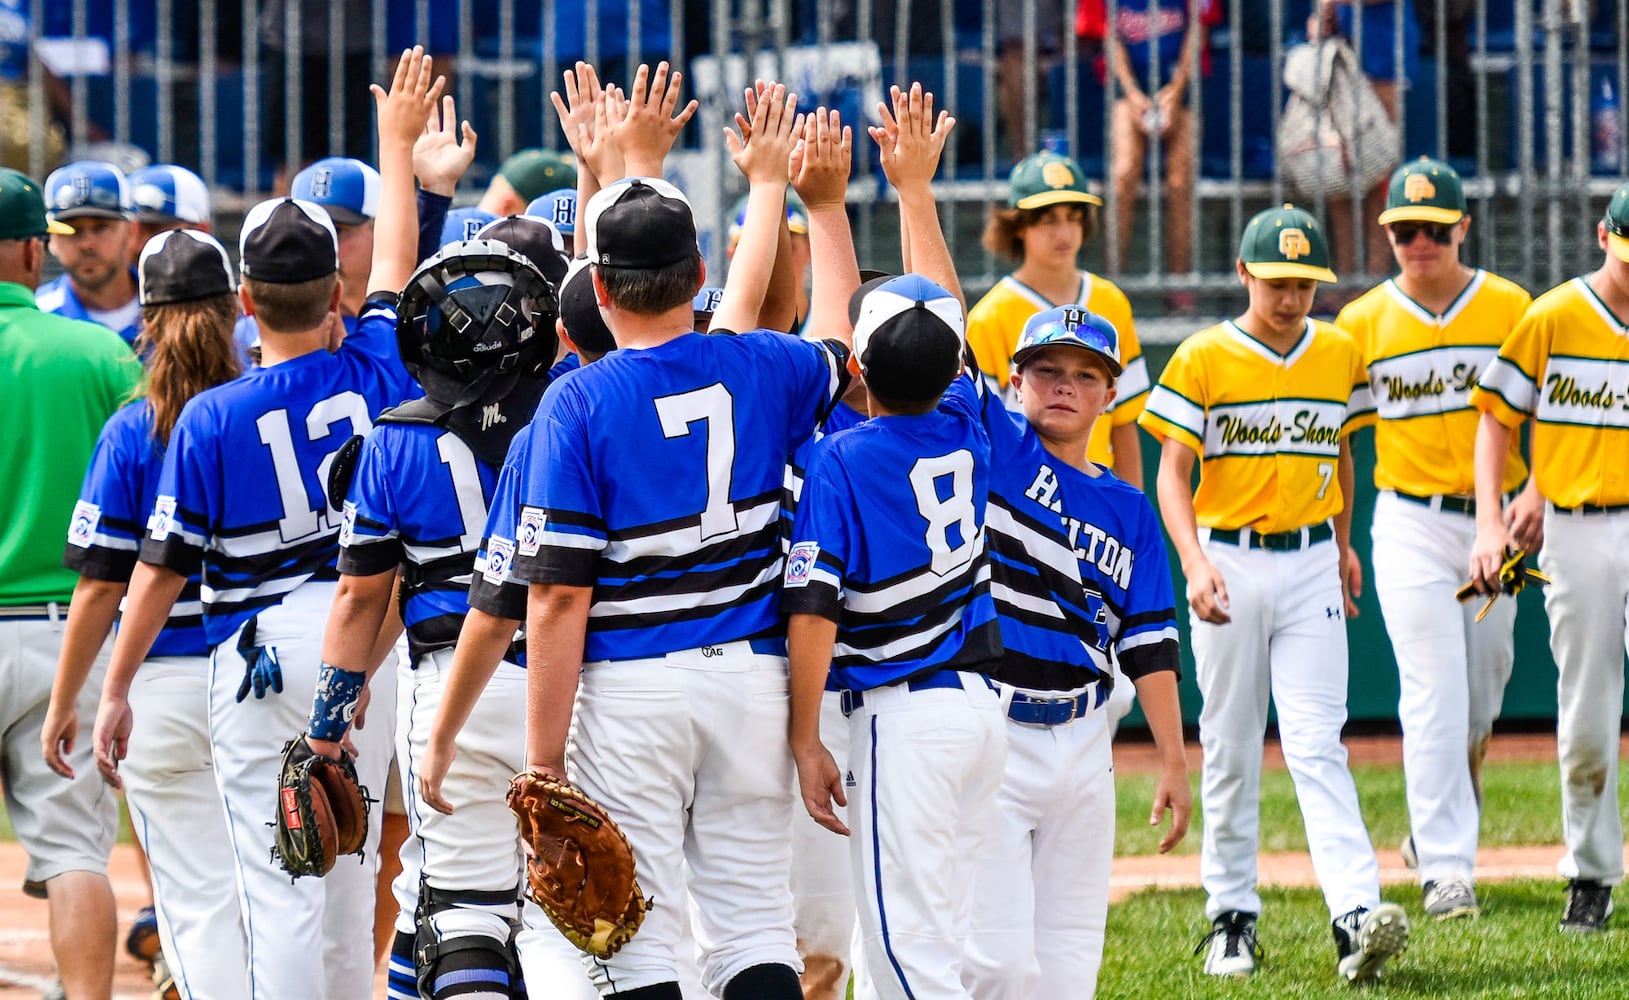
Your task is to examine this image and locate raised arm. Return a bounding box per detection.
[369,47,446,297]
[413,91,479,262]
[872,84,962,314]
[552,62,618,256]
[712,83,801,335]
[792,108,858,349]
[605,61,698,179]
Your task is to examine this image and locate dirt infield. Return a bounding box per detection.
[0,733,1614,998]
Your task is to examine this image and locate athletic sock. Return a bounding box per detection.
[386,930,418,1000]
[722,963,802,1000]
[428,945,514,1000]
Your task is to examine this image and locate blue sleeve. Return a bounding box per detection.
[417,189,452,266]
[140,400,215,576]
[468,439,529,621]
[63,411,147,581]
[337,434,404,577]
[779,444,853,622]
[769,334,849,437]
[349,295,421,406]
[511,381,606,586]
[1116,495,1181,680]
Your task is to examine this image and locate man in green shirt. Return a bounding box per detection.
[0,166,140,998]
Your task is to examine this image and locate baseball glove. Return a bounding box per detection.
[507,770,647,959]
[1456,548,1552,622]
[271,735,371,878]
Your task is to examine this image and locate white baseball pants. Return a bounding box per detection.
[1370,492,1515,884]
[964,699,1113,1000]
[207,581,395,1000]
[791,690,855,1000]
[845,673,1007,1000]
[1192,536,1381,921]
[1541,506,1629,885]
[123,655,250,1000]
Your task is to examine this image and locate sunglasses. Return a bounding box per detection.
[1389,221,1455,246]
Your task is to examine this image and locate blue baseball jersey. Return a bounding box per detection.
[141,294,419,647]
[36,273,141,347]
[512,332,847,661]
[973,376,1179,691]
[63,401,207,657]
[781,377,1002,691]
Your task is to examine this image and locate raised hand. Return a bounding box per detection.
[791,108,853,211]
[412,93,478,197]
[725,83,801,186]
[574,85,627,187]
[869,83,956,194]
[371,46,446,152]
[550,62,604,159]
[607,61,699,177]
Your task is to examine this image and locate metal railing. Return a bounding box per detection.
[4,0,1624,302]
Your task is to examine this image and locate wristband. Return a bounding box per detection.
[308,662,367,742]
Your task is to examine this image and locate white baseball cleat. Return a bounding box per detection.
[1334,902,1410,983]
[1197,910,1262,978]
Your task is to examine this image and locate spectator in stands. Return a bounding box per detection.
[0,0,78,173]
[998,0,1067,159]
[38,161,141,348]
[1078,0,1218,281]
[128,164,213,263]
[260,1,375,173]
[478,148,578,216]
[1312,0,1419,277]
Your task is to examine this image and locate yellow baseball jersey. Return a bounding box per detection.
[1337,270,1531,496]
[1139,319,1375,532]
[1473,277,1629,508]
[966,272,1148,465]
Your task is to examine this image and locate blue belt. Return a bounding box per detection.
[838,669,984,716]
[1007,687,1104,727]
[1207,521,1333,552]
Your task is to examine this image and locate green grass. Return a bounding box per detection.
[1113,759,1629,857]
[1100,881,1629,999]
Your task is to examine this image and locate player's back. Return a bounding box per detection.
[518,330,845,660]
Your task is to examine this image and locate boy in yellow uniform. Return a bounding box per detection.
[1141,206,1409,982]
[966,151,1149,487]
[1470,181,1629,934]
[1337,158,1536,920]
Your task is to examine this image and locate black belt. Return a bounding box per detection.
[1550,501,1629,515]
[1206,522,1333,552]
[0,603,64,621]
[1393,491,1477,515]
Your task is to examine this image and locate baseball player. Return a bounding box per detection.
[1468,181,1629,934]
[513,69,853,999]
[1336,158,1536,921]
[88,47,435,999]
[1139,205,1409,982]
[37,159,141,346]
[962,307,1188,1000]
[42,230,249,1000]
[965,150,1150,489]
[128,164,213,256]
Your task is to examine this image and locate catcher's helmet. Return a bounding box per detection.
[396,239,559,380]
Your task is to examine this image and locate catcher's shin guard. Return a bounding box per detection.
[414,881,525,1000]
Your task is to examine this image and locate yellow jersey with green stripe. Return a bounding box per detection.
[1138,319,1375,532]
[1472,276,1629,508]
[966,272,1147,465]
[1337,269,1531,496]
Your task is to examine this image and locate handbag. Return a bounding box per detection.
[1276,37,1400,199]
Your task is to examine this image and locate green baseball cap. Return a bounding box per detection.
[1239,204,1337,283]
[498,149,578,202]
[0,168,72,239]
[1378,157,1466,226]
[1603,182,1629,263]
[1008,151,1103,210]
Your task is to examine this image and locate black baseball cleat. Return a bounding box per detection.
[1560,879,1614,934]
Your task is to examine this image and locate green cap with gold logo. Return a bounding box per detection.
[1378,157,1466,226]
[1238,204,1337,283]
[1008,151,1103,210]
[1603,182,1629,263]
[0,168,72,240]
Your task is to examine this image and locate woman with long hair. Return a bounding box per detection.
[41,229,250,1000]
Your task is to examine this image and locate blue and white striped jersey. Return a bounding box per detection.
[512,331,848,661]
[468,428,532,623]
[64,401,207,657]
[781,376,1002,691]
[974,377,1179,691]
[337,424,496,662]
[141,294,418,647]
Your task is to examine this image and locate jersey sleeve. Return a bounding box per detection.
[1342,333,1377,434]
[1114,497,1180,680]
[1098,284,1149,426]
[1137,340,1207,454]
[1472,308,1548,427]
[349,294,420,405]
[780,443,854,622]
[63,413,146,581]
[785,335,852,433]
[336,434,404,577]
[511,382,605,587]
[468,441,530,621]
[965,288,1014,390]
[140,400,215,577]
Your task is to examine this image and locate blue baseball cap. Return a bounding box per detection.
[291,157,381,226]
[129,164,211,225]
[440,206,500,248]
[527,189,577,236]
[1012,305,1122,377]
[692,286,724,316]
[726,189,809,249]
[852,274,965,403]
[44,161,133,222]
